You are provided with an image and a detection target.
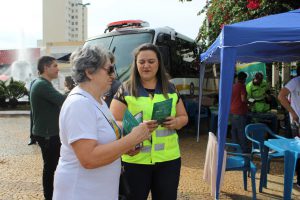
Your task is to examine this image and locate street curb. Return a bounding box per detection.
[0,110,30,117]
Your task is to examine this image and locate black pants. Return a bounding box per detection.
[35,135,61,200]
[123,158,181,200]
[29,112,36,141]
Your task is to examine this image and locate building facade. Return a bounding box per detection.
[43,0,88,46]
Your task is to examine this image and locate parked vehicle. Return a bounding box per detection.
[84,20,200,97]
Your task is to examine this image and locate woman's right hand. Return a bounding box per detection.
[144,120,158,132]
[130,122,151,144]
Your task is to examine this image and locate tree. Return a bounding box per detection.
[197,0,300,51]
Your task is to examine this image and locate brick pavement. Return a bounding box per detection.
[0,116,43,200]
[0,116,300,199]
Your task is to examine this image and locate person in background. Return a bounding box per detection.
[30,56,66,200]
[246,72,271,113]
[230,71,249,152]
[53,46,151,200]
[110,43,188,200]
[28,77,38,145]
[64,75,76,95]
[28,114,37,145]
[103,52,121,107]
[278,66,300,188]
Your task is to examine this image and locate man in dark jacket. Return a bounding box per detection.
[30,56,66,200]
[28,78,37,145]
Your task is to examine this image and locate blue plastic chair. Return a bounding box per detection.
[225,143,257,200]
[183,99,197,121]
[184,99,209,132]
[245,123,285,189]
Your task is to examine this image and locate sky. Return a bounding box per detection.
[0,0,206,50]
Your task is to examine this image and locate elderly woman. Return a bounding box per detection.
[110,43,188,200]
[53,46,151,200]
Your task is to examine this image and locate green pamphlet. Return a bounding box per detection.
[151,98,173,124]
[122,110,143,136]
[134,111,143,124]
[122,110,144,149]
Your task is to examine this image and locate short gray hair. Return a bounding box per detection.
[70,46,109,83]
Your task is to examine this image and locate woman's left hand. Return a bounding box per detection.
[162,116,178,130]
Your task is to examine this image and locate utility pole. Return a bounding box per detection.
[76,3,90,41]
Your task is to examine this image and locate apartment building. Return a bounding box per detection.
[42,0,88,46]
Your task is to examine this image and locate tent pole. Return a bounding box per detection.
[215,47,236,199]
[197,63,206,142]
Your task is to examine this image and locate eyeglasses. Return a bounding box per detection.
[103,64,115,76]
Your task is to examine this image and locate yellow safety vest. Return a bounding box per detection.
[122,83,180,165]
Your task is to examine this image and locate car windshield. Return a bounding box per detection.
[85,32,153,81]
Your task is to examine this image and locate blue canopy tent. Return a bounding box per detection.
[199,9,300,199]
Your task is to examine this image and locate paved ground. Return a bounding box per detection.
[0,116,300,199]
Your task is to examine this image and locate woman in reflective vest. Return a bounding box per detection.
[110,43,188,200]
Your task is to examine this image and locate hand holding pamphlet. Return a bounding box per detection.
[122,109,144,149]
[123,109,143,135]
[151,98,173,125]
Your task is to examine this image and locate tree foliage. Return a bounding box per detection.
[197,0,300,51]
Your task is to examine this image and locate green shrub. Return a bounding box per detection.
[0,80,8,99]
[7,78,28,100]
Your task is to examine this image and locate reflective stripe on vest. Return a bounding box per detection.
[140,144,167,152]
[140,145,151,153]
[156,129,176,137]
[155,143,165,151]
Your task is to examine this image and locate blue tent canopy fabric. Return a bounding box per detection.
[200,9,300,199]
